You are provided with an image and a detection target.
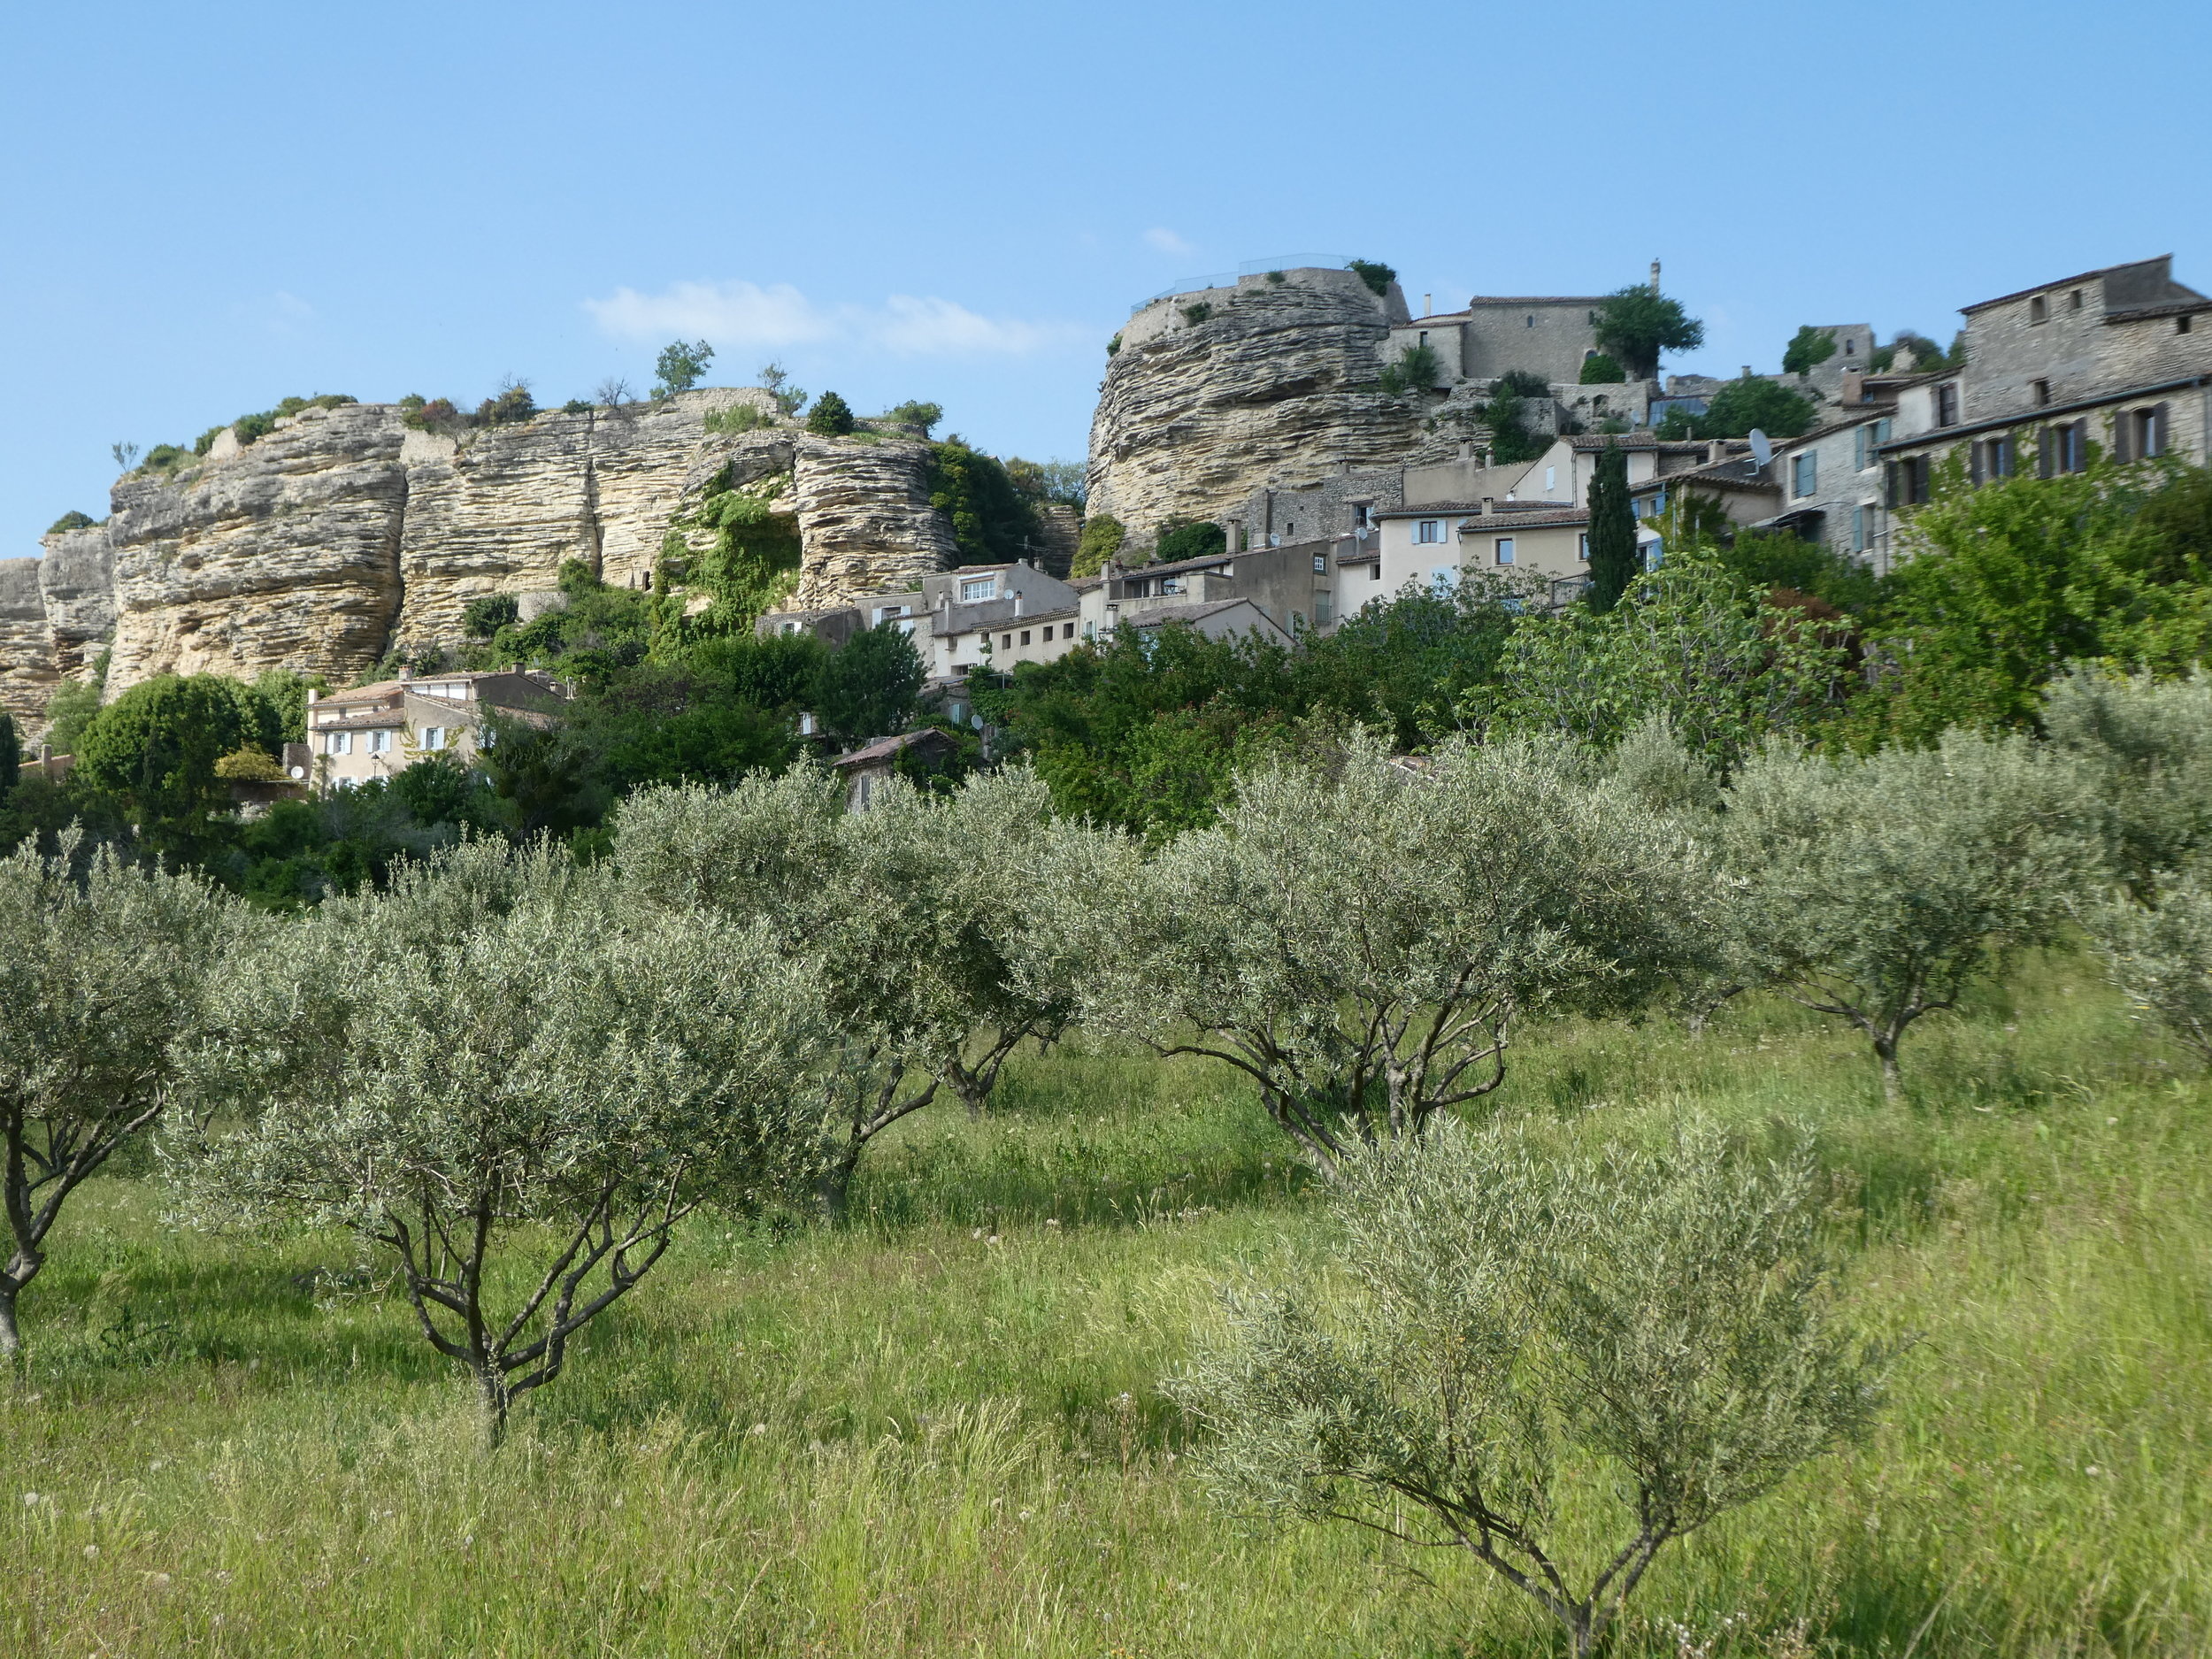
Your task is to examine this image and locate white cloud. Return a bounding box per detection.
[1143,227,1195,257]
[581,280,1072,357]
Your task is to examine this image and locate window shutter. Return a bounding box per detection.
[2114,411,2132,464]
[2154,402,2172,457]
[1970,442,1985,486]
[1885,462,1899,508]
[2038,428,2055,478]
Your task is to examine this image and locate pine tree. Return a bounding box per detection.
[1585,442,1639,613]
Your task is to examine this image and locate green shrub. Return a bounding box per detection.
[1073,512,1125,578]
[1378,343,1440,397]
[1180,303,1213,326]
[561,398,592,414]
[403,397,464,433]
[463,594,521,638]
[1783,326,1839,376]
[1348,258,1396,296]
[928,440,1041,565]
[1153,520,1226,564]
[475,380,536,426]
[703,403,765,435]
[142,443,189,474]
[879,400,943,437]
[1578,351,1624,383]
[1265,270,1286,284]
[1106,334,1121,357]
[1655,375,1816,441]
[191,426,226,456]
[1593,285,1705,380]
[45,511,96,535]
[807,391,856,437]
[232,411,278,445]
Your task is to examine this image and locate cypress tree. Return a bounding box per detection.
[0,712,16,805]
[1585,442,1639,613]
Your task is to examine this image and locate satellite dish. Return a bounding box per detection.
[1748,429,1773,470]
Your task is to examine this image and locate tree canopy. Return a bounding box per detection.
[1593,286,1705,380]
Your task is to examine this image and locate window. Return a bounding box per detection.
[1844,336,1855,356]
[2032,379,2051,408]
[1083,620,1096,640]
[420,726,445,750]
[2030,294,2049,324]
[1525,314,1535,327]
[1064,623,1076,639]
[1936,383,1960,426]
[1851,504,1870,552]
[872,603,909,624]
[479,726,495,749]
[1417,330,1428,348]
[1019,630,1032,646]
[1973,435,2016,482]
[1577,532,1590,562]
[328,731,352,756]
[1875,418,1893,445]
[1544,465,1557,492]
[2057,421,2087,473]
[1001,634,1013,650]
[1369,560,1381,580]
[1312,553,1327,572]
[1354,503,1372,528]
[2070,289,2084,310]
[369,729,393,754]
[1415,519,1442,544]
[1887,457,1932,506]
[2118,405,2168,461]
[1160,575,1186,595]
[959,576,997,602]
[1315,591,1333,625]
[1793,453,1816,497]
[780,620,800,635]
[2182,315,2195,335]
[1494,537,1516,565]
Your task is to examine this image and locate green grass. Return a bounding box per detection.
[4,958,2210,1656]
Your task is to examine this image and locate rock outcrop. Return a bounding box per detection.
[0,560,55,721]
[789,436,956,607]
[104,403,410,694]
[1087,267,1425,548]
[2,390,953,724]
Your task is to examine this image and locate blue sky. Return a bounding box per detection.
[4,0,2209,557]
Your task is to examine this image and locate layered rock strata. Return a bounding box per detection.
[788,437,957,607]
[1087,267,1425,549]
[2,390,948,723]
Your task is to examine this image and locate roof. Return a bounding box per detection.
[1122,597,1284,632]
[1462,295,1610,307]
[833,729,953,770]
[1961,256,2206,316]
[1632,460,1779,496]
[320,669,564,706]
[1457,508,1590,532]
[1565,434,1734,453]
[1376,500,1574,518]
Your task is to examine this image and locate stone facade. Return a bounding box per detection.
[1386,296,1612,387]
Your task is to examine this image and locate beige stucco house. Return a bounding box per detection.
[305,666,572,791]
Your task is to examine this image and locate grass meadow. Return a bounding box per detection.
[4,956,2209,1657]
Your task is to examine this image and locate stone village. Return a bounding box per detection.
[8,252,2212,795]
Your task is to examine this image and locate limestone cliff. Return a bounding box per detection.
[1087,267,1425,547]
[789,436,957,606]
[2,390,952,726]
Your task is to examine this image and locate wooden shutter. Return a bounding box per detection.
[2154,403,2172,457]
[2038,428,2056,478]
[2114,411,2132,464]
[1885,462,1899,507]
[1970,442,1985,485]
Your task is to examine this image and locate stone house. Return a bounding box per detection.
[305,666,571,791]
[1385,294,1616,387]
[1079,540,1344,641]
[833,729,956,810]
[1878,257,2212,528]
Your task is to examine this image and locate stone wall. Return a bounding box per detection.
[1088,267,1424,549]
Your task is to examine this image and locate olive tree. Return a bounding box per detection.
[1078,733,1720,1176]
[2040,667,2212,897]
[0,837,237,1356]
[1173,1118,1892,1659]
[184,839,826,1436]
[616,766,1098,1210]
[1721,731,2090,1099]
[2079,870,2212,1064]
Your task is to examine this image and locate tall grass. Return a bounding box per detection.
[3,956,2208,1655]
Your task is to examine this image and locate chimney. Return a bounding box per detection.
[1480,496,1496,516]
[398,664,412,683]
[1706,440,1727,465]
[1458,441,1472,462]
[1424,293,1432,316]
[1741,365,1754,380]
[306,687,319,705]
[1841,367,1866,404]
[1648,258,1661,295]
